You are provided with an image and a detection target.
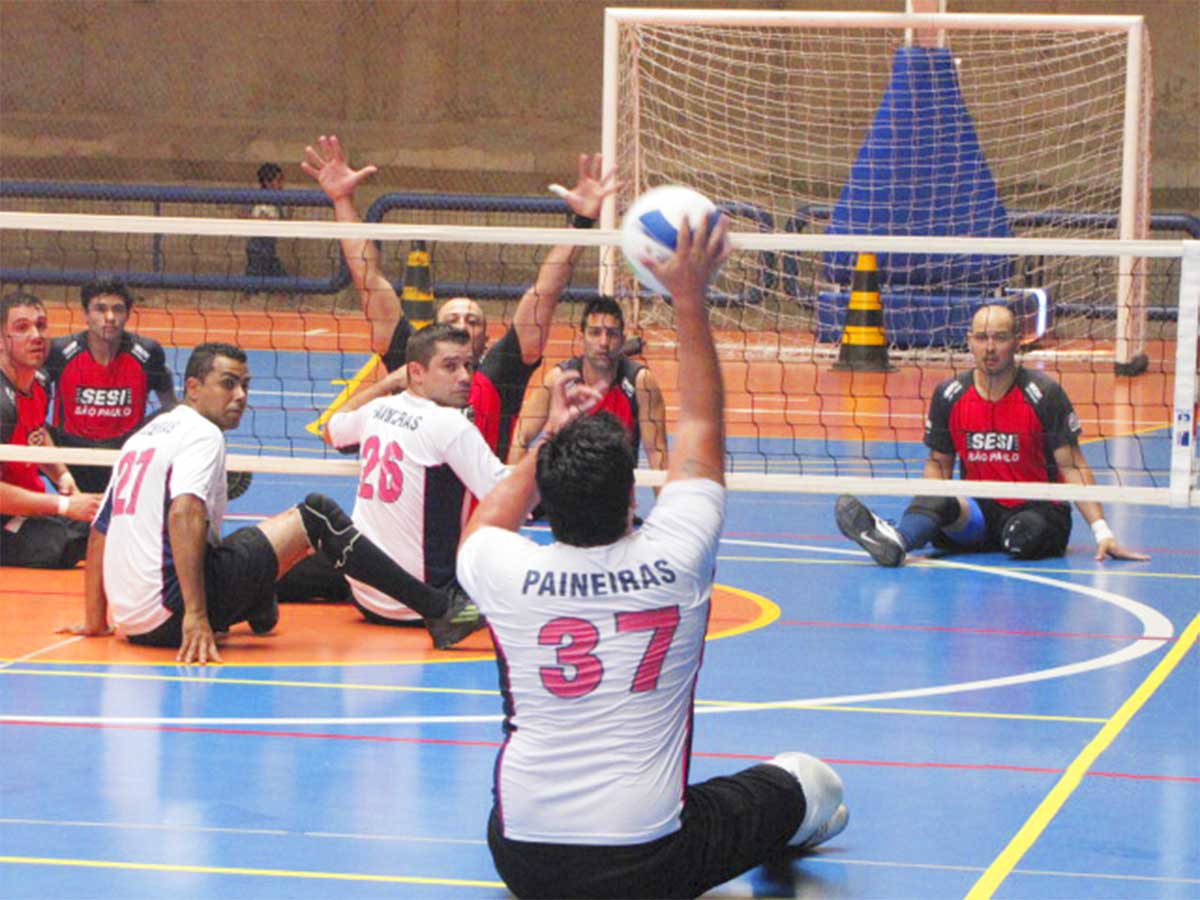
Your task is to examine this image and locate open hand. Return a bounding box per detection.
[301,134,379,203]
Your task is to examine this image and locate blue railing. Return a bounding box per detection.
[1,180,1195,308]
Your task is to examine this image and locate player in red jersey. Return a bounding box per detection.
[508,296,667,473]
[1,292,102,568]
[836,304,1149,566]
[301,135,620,461]
[44,279,177,493]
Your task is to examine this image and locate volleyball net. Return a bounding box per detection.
[0,211,1196,509]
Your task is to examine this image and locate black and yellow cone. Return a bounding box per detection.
[833,252,894,372]
[401,240,435,328]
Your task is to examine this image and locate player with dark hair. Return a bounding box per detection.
[836,304,1148,566]
[60,341,482,663]
[508,295,668,479]
[44,278,176,493]
[457,215,849,899]
[301,134,619,461]
[1,291,102,568]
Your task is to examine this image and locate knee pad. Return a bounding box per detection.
[1001,509,1054,559]
[906,495,961,528]
[297,492,356,560]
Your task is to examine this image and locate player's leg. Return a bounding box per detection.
[293,493,485,648]
[834,494,906,566]
[999,501,1072,559]
[0,516,89,569]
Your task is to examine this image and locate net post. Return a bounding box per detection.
[1115,18,1149,376]
[600,9,621,312]
[1168,241,1200,508]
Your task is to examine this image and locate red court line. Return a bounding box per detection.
[4,721,1196,783]
[776,620,1177,642]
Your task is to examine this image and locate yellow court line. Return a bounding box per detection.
[0,856,503,888]
[965,611,1200,900]
[694,699,1105,725]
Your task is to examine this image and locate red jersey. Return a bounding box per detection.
[557,355,645,458]
[925,367,1081,507]
[384,321,539,461]
[45,331,172,444]
[1,368,50,497]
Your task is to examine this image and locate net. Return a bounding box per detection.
[0,212,1195,509]
[603,10,1154,369]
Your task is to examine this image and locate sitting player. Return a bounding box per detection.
[836,304,1148,566]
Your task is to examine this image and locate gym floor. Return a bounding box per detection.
[2,312,1196,898]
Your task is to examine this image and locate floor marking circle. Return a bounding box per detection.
[0,538,1174,727]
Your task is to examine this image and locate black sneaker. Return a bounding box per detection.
[248,596,279,635]
[835,494,906,567]
[425,580,486,650]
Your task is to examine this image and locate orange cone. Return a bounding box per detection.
[833,252,894,371]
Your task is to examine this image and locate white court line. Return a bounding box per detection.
[0,538,1174,728]
[0,635,82,671]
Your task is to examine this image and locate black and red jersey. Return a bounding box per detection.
[383,320,539,461]
[1,368,51,497]
[45,331,172,444]
[925,366,1082,507]
[557,355,645,459]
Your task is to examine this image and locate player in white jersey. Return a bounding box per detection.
[61,342,482,663]
[316,324,511,627]
[458,217,850,898]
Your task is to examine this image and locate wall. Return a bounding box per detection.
[0,0,1195,208]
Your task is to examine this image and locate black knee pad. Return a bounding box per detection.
[297,492,354,553]
[906,495,961,528]
[1001,509,1055,559]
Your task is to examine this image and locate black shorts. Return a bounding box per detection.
[980,498,1072,556]
[0,514,89,569]
[127,526,279,647]
[48,427,124,494]
[487,763,805,899]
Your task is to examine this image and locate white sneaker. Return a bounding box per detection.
[835,494,906,567]
[768,752,849,850]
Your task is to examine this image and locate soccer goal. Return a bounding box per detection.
[601,8,1153,372]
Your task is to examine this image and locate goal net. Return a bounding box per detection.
[602,9,1153,371]
[0,212,1194,511]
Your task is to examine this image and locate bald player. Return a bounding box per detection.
[836,304,1148,566]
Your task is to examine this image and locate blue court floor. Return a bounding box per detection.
[2,467,1197,899]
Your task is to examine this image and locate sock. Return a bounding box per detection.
[297,493,448,618]
[896,510,940,552]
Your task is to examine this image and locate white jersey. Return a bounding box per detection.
[94,404,227,635]
[456,478,725,845]
[327,391,508,619]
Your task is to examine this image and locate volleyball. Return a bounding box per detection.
[620,185,720,295]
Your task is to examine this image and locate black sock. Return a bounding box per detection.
[297,493,448,618]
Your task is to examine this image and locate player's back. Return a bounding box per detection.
[458,478,725,845]
[97,405,227,633]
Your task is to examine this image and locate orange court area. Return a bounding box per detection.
[1,567,773,667]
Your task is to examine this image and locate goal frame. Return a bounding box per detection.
[600,8,1151,370]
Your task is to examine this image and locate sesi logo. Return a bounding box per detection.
[75,387,133,407]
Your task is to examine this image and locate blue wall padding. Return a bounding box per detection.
[824,46,1013,290]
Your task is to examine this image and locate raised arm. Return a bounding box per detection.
[168,493,221,663]
[301,134,399,355]
[1054,442,1149,562]
[634,366,669,477]
[642,215,730,486]
[511,154,619,364]
[506,367,558,465]
[463,371,601,540]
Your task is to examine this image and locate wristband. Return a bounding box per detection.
[57,495,69,516]
[1090,518,1114,544]
[570,213,596,229]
